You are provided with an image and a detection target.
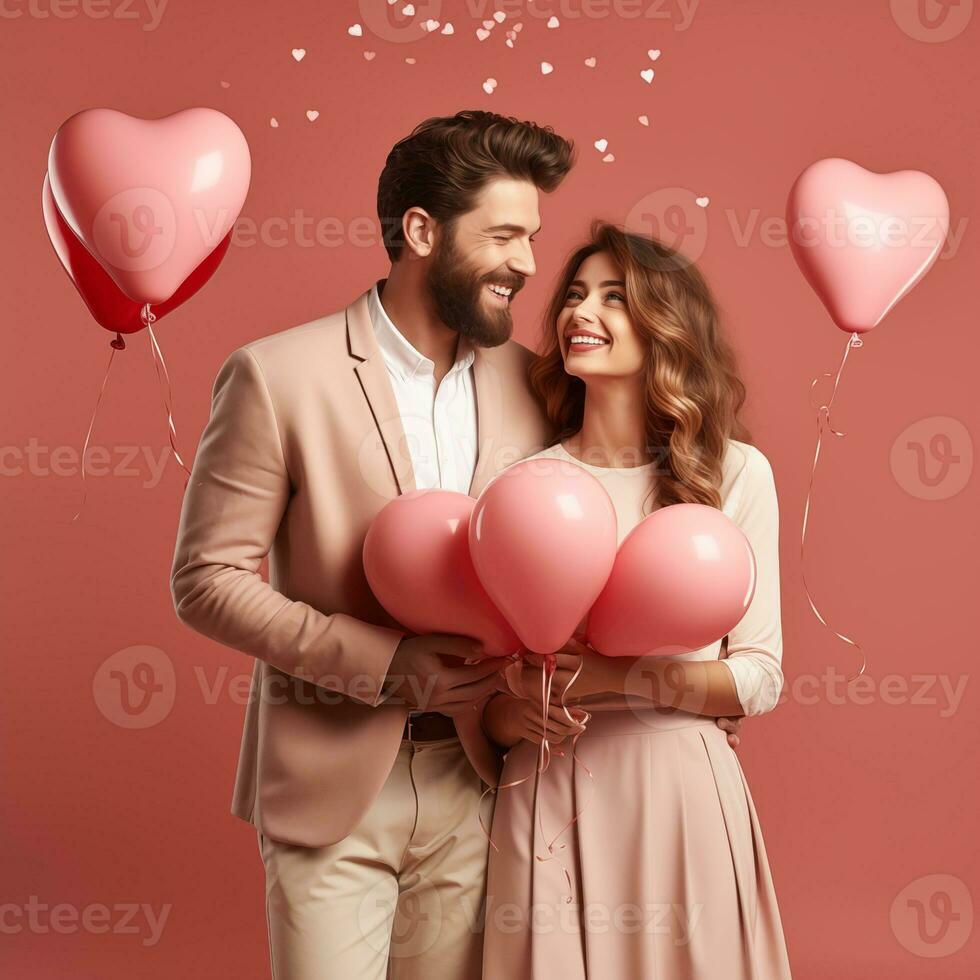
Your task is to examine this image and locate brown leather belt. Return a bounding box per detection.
[402,711,458,742]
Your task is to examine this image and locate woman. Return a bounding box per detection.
[481,222,793,978]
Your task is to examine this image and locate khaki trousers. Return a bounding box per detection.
[257,736,493,979]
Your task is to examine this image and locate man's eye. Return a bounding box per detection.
[494,236,511,244]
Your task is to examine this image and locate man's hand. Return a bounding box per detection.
[383,634,506,715]
[716,716,743,748]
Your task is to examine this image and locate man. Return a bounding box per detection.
[171,111,572,979]
[171,109,744,979]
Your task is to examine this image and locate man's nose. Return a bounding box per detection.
[508,239,536,279]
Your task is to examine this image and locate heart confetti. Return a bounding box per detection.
[291,48,306,61]
[541,61,554,75]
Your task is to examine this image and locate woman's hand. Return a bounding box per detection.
[482,692,588,750]
[507,639,617,705]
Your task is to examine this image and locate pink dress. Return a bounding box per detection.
[482,440,793,979]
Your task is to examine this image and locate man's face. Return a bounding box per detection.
[426,177,540,347]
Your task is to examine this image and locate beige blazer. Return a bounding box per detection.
[170,283,554,847]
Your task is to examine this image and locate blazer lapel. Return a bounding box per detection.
[347,288,417,496]
[347,282,506,500]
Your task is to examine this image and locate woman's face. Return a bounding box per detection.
[556,251,647,382]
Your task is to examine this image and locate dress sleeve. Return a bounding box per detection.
[718,446,785,716]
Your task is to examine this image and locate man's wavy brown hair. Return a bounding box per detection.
[529,221,752,511]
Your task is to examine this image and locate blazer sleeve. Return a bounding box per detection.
[718,446,786,716]
[170,347,406,707]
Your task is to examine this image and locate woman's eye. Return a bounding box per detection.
[565,290,583,302]
[606,291,625,302]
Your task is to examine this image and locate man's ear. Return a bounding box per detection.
[402,207,436,258]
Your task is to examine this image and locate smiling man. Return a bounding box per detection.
[170,111,575,979]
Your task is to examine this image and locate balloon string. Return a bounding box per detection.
[802,330,868,682]
[71,333,124,523]
[476,651,595,906]
[144,306,192,479]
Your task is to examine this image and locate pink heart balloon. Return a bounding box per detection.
[363,489,521,658]
[587,504,756,657]
[48,107,250,306]
[469,458,618,655]
[786,157,948,333]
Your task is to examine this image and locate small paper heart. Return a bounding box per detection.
[547,15,559,28]
[405,57,416,64]
[505,38,514,47]
[422,18,439,31]
[476,27,490,40]
[219,80,230,89]
[482,77,497,94]
[441,22,454,34]
[640,68,654,83]
[638,114,649,126]
[514,22,523,32]
[593,138,608,152]
[363,51,376,60]
[270,117,279,128]
[347,24,362,37]
[584,56,596,68]
[602,153,615,163]
[402,3,415,15]
[695,196,710,208]
[648,49,661,60]
[291,48,306,62]
[306,110,319,121]
[493,10,506,22]
[541,61,554,75]
[482,19,495,28]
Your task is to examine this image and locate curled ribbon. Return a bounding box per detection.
[802,330,868,683]
[143,305,192,480]
[477,649,595,905]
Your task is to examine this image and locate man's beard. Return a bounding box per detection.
[426,230,525,348]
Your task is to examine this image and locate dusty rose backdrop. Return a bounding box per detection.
[1,1,977,977]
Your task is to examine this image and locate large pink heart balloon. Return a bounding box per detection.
[48,107,250,306]
[469,458,618,654]
[587,503,756,657]
[363,490,521,658]
[786,157,948,333]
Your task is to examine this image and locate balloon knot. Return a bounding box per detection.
[110,333,126,351]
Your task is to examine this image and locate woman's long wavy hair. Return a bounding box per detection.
[529,221,752,512]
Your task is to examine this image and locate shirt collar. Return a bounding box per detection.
[369,281,476,382]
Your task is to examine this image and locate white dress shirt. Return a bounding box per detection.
[368,283,478,495]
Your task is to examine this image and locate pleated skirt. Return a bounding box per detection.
[482,709,793,979]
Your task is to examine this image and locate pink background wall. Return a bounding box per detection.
[2,1,977,977]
